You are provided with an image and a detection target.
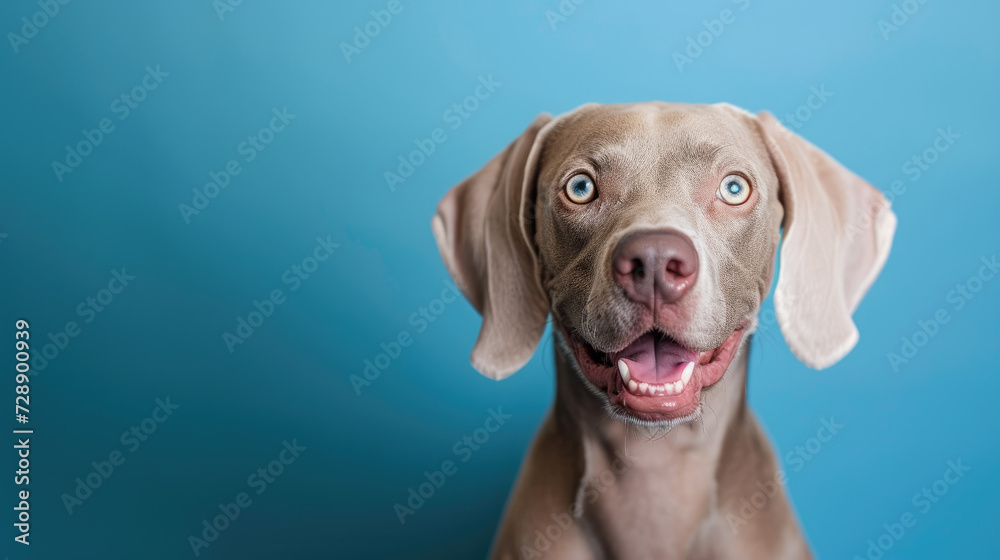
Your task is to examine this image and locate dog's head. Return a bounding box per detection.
[433,102,895,425]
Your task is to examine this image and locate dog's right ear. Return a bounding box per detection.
[756,112,896,370]
[431,114,554,380]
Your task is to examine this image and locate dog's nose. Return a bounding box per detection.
[612,231,698,305]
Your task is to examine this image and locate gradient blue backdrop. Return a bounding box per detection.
[1,1,998,558]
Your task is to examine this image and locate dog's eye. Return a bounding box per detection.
[565,174,597,204]
[718,175,751,205]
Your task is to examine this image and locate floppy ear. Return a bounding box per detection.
[757,112,897,369]
[431,114,554,380]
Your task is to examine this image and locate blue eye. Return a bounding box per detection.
[565,173,597,204]
[718,174,751,205]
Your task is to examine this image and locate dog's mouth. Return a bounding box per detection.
[563,327,745,424]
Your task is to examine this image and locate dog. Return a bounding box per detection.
[431,102,895,559]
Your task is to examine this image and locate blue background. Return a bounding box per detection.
[1,0,998,558]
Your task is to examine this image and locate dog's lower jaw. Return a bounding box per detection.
[489,336,812,560]
[555,331,750,468]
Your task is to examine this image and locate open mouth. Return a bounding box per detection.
[563,327,745,423]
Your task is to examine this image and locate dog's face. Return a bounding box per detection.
[535,103,780,423]
[433,102,895,426]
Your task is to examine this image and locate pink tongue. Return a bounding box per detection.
[615,332,697,384]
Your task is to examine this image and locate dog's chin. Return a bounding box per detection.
[560,326,745,427]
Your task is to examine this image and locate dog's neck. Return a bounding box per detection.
[553,337,753,554]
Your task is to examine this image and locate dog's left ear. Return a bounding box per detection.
[756,112,897,369]
[431,114,554,380]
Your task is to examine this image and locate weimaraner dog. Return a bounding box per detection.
[432,102,895,559]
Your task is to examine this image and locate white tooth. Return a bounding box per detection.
[628,379,639,393]
[639,382,649,395]
[673,380,683,394]
[681,361,695,385]
[617,360,631,384]
[664,382,675,396]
